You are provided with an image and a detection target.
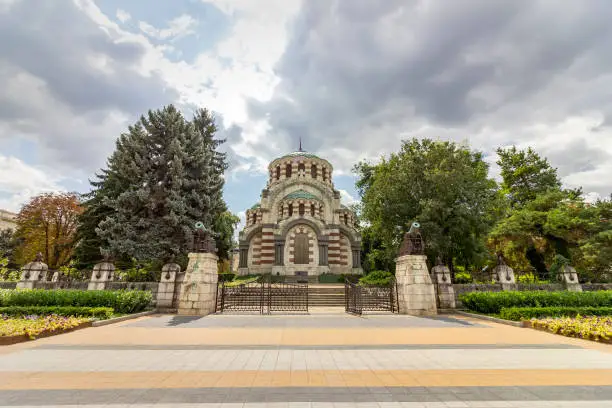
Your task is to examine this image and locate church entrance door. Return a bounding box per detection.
[294,233,309,264]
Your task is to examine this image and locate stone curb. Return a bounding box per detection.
[454,310,525,327]
[91,310,155,327]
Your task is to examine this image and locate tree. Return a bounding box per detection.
[13,192,83,269]
[214,211,240,262]
[91,105,230,262]
[489,192,612,281]
[496,146,561,208]
[355,138,501,272]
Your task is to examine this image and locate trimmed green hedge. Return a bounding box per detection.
[359,271,393,286]
[459,290,612,314]
[0,289,152,314]
[0,306,114,319]
[500,306,612,321]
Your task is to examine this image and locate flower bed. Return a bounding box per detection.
[528,316,612,344]
[0,314,91,345]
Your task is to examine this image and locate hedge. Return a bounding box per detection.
[499,306,612,321]
[0,289,152,314]
[0,306,114,319]
[459,290,612,314]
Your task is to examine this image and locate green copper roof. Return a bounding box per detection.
[273,151,321,161]
[250,203,260,210]
[284,190,319,201]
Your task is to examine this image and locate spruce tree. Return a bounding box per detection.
[86,105,229,262]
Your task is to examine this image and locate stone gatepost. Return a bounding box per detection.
[394,222,437,316]
[157,260,181,311]
[177,225,219,316]
[493,254,516,291]
[560,265,582,292]
[17,253,48,289]
[431,256,456,310]
[88,254,115,291]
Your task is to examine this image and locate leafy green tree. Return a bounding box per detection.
[214,211,240,262]
[496,146,561,208]
[79,105,230,263]
[489,192,611,281]
[355,138,501,272]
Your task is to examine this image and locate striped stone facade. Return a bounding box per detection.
[239,150,362,276]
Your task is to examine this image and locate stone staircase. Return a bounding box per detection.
[308,284,345,307]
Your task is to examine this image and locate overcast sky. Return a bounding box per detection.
[1,0,611,229]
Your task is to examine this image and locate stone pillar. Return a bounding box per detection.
[394,223,436,315]
[492,254,516,291]
[157,262,181,311]
[260,224,275,265]
[274,239,285,266]
[177,252,219,316]
[431,257,456,309]
[88,257,115,290]
[395,254,437,316]
[17,253,48,289]
[560,265,582,292]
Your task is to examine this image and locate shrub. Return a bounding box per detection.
[218,273,236,282]
[500,306,612,321]
[0,289,152,314]
[0,315,88,338]
[454,271,472,284]
[318,273,344,283]
[459,290,612,314]
[0,306,114,319]
[532,316,612,343]
[359,271,393,286]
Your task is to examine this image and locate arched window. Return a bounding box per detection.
[310,203,315,216]
[298,162,305,173]
[344,214,348,225]
[252,213,257,225]
[311,164,317,179]
[322,167,327,182]
[275,166,280,180]
[285,163,292,178]
[288,203,293,216]
[299,203,305,216]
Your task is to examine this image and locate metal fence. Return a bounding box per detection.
[215,276,308,314]
[345,278,398,315]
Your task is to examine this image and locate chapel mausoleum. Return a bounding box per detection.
[237,149,363,277]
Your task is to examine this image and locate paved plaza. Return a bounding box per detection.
[1,311,612,407]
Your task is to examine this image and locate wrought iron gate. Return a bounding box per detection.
[215,276,308,314]
[345,278,399,315]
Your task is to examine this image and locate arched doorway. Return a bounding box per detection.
[294,232,309,264]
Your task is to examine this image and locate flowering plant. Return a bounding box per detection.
[532,315,612,343]
[0,314,88,339]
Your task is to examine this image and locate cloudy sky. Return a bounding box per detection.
[1,0,611,226]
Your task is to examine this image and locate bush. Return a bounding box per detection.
[500,306,612,321]
[454,271,472,284]
[318,274,344,283]
[532,316,612,343]
[0,289,152,314]
[218,273,236,283]
[459,290,612,314]
[0,306,114,319]
[0,315,88,338]
[359,270,393,286]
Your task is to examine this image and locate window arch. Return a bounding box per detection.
[275,166,280,180]
[285,163,292,178]
[311,164,317,179]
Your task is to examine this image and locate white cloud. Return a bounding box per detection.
[116,8,130,23]
[339,189,358,206]
[139,14,198,41]
[0,155,63,211]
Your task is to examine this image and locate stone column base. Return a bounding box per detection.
[395,254,437,316]
[177,252,219,316]
[436,283,456,309]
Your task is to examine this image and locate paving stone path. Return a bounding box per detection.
[1,311,612,407]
